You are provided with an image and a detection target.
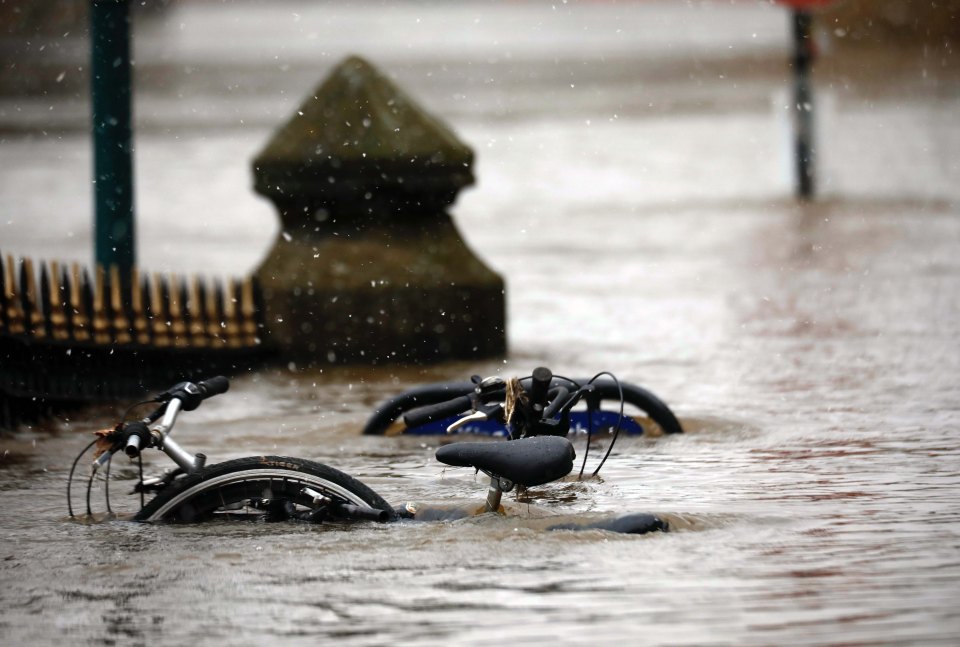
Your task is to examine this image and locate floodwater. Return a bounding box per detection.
[2,2,959,645]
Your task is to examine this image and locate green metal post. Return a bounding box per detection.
[792,8,816,199]
[91,0,135,271]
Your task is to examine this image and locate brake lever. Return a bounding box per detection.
[446,403,504,433]
[446,411,486,433]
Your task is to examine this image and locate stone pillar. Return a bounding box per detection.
[252,56,506,365]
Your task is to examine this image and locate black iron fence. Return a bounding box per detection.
[1,251,268,428]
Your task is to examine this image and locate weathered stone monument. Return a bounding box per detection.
[252,56,506,364]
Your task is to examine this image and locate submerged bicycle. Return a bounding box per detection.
[363,367,684,438]
[68,367,681,534]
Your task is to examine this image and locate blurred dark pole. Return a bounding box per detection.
[91,0,136,271]
[792,8,816,199]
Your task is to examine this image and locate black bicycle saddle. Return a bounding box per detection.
[435,436,575,487]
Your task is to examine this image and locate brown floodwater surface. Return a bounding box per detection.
[1,2,959,645]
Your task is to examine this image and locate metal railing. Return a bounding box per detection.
[1,251,267,428]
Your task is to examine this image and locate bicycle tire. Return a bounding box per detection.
[362,381,474,435]
[135,455,393,523]
[587,380,684,435]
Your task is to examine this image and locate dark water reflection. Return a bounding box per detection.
[2,1,960,645]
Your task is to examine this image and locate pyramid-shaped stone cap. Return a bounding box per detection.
[253,56,474,209]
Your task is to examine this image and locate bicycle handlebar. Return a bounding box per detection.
[401,367,584,435]
[542,386,571,420]
[159,376,230,411]
[92,377,231,470]
[403,394,474,428]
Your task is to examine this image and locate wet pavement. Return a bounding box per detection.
[2,1,959,645]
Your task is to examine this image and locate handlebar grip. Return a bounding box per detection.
[164,376,230,411]
[124,433,142,458]
[403,395,473,428]
[335,504,391,523]
[197,376,229,398]
[528,366,553,409]
[123,421,151,458]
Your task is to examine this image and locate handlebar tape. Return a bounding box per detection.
[528,366,553,409]
[403,394,474,428]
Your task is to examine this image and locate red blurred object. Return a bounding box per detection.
[774,0,838,8]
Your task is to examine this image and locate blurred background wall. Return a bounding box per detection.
[2,1,957,97]
[823,0,960,45]
[2,0,958,46]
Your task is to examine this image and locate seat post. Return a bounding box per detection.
[484,476,503,513]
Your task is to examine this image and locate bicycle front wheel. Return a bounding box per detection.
[135,455,393,523]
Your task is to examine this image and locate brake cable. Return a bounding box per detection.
[66,437,98,518]
[67,398,156,519]
[104,453,112,514]
[85,465,97,517]
[579,406,592,480]
[138,452,144,509]
[579,371,626,478]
